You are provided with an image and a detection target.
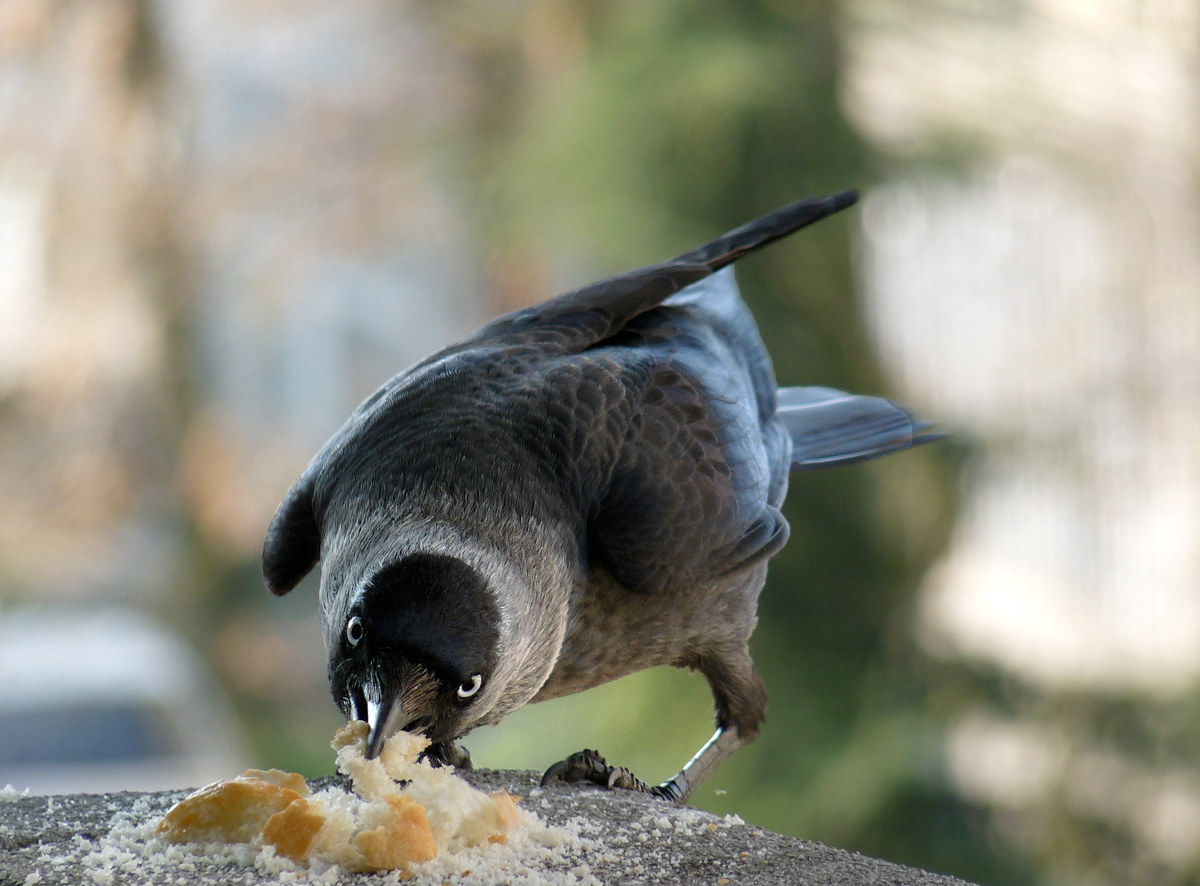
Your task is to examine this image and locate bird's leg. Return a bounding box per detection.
[655,726,746,801]
[541,644,766,802]
[420,740,473,770]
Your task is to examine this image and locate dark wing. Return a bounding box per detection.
[438,190,859,360]
[585,269,792,596]
[262,193,858,596]
[674,190,857,270]
[778,387,942,472]
[263,472,321,596]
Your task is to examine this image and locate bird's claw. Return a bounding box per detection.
[420,740,473,771]
[540,749,681,801]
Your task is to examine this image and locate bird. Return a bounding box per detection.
[261,191,940,802]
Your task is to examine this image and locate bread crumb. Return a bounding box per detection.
[262,798,325,861]
[490,792,521,832]
[354,795,437,871]
[1,784,29,803]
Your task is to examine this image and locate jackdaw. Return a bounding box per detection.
[262,191,939,801]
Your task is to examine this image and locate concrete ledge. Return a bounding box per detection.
[0,770,978,885]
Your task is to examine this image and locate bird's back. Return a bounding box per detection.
[262,191,865,603]
[581,268,791,598]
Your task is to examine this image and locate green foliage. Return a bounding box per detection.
[485,0,865,271]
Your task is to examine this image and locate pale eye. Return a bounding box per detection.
[346,616,363,647]
[457,674,482,699]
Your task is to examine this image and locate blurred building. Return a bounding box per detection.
[0,0,490,786]
[0,0,487,592]
[156,0,486,560]
[0,0,174,601]
[846,0,1200,879]
[151,0,491,770]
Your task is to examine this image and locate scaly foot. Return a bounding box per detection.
[540,749,682,801]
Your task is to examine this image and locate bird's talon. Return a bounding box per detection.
[607,767,640,791]
[541,749,671,799]
[540,748,609,787]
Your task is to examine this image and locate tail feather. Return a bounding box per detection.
[457,191,858,359]
[674,191,858,271]
[778,386,941,472]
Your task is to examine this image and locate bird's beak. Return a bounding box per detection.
[365,692,419,760]
[361,665,439,759]
[365,695,397,760]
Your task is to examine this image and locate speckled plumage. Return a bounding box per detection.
[263,192,937,795]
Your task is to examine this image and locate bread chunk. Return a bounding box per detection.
[157,773,305,844]
[243,768,310,797]
[155,725,528,872]
[353,795,438,871]
[262,797,326,861]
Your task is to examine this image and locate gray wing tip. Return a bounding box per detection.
[675,190,861,271]
[829,189,859,212]
[907,415,948,447]
[780,387,945,473]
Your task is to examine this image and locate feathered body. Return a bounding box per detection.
[263,193,935,791]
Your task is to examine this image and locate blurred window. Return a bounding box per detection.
[0,704,182,765]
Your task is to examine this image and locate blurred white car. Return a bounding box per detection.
[0,607,252,795]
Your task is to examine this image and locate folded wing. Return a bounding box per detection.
[778,386,941,472]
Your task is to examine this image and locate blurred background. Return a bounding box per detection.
[0,0,1197,884]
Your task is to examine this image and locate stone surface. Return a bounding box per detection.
[0,770,978,885]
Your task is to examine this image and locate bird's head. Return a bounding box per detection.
[264,467,564,760]
[325,552,501,759]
